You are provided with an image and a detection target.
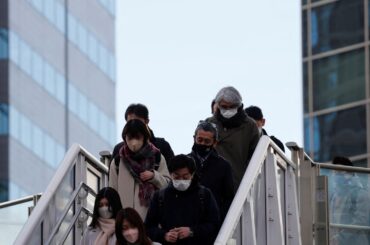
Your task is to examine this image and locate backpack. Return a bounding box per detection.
[112,152,161,175]
[157,185,206,217]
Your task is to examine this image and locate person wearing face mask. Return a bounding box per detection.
[206,86,260,188]
[145,154,220,245]
[115,208,161,245]
[81,187,122,245]
[188,121,234,222]
[245,105,285,152]
[109,119,170,220]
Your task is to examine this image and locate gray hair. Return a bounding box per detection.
[214,86,242,106]
[194,121,219,141]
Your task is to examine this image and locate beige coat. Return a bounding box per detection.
[109,154,170,220]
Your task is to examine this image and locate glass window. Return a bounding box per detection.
[352,158,368,168]
[88,34,98,64]
[108,0,116,16]
[55,73,66,104]
[312,49,365,111]
[99,113,109,140]
[98,45,108,74]
[78,24,88,55]
[304,117,311,156]
[43,134,56,167]
[108,54,116,81]
[303,62,309,114]
[32,126,43,159]
[9,107,20,140]
[9,32,19,64]
[313,106,366,162]
[0,104,9,135]
[55,2,65,33]
[31,0,42,13]
[88,102,99,132]
[78,92,88,123]
[311,0,364,54]
[31,52,43,86]
[20,115,32,149]
[67,14,78,45]
[43,63,56,96]
[56,144,65,166]
[0,29,8,59]
[302,10,307,57]
[68,84,78,114]
[20,41,32,75]
[43,0,55,23]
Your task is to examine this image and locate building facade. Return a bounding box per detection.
[0,0,116,201]
[302,0,369,167]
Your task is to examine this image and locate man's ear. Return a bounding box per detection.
[145,118,150,124]
[261,118,266,127]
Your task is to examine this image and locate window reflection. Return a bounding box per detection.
[0,104,9,135]
[313,106,367,162]
[312,49,365,111]
[311,0,364,54]
[0,29,8,59]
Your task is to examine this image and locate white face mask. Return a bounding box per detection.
[98,206,113,219]
[220,108,238,119]
[173,179,192,191]
[123,228,139,243]
[127,139,144,152]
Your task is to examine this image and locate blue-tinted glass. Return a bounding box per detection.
[88,34,98,63]
[55,73,66,104]
[302,0,307,5]
[68,84,78,114]
[20,41,32,75]
[20,115,32,149]
[109,54,116,81]
[32,126,43,158]
[88,103,99,132]
[99,113,109,140]
[44,135,56,167]
[313,106,366,162]
[9,32,19,64]
[303,62,308,113]
[9,107,20,140]
[67,14,78,44]
[304,117,311,155]
[0,29,8,59]
[55,3,65,33]
[108,0,116,16]
[78,25,88,54]
[0,104,9,134]
[311,0,364,54]
[43,0,55,23]
[99,45,108,74]
[31,52,43,85]
[352,158,368,168]
[78,93,88,123]
[43,63,56,95]
[312,49,365,111]
[31,0,42,13]
[56,145,65,166]
[302,10,307,57]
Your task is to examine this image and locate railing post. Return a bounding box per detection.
[99,151,111,188]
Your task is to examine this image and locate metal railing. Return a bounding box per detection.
[14,143,109,245]
[214,136,302,245]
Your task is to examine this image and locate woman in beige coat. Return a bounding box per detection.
[109,119,170,220]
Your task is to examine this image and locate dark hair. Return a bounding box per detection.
[121,119,150,143]
[168,154,196,174]
[194,121,218,141]
[90,187,122,228]
[211,99,216,114]
[245,106,263,121]
[124,104,149,121]
[332,156,353,166]
[115,208,152,245]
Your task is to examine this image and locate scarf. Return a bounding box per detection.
[215,106,247,129]
[120,142,160,207]
[94,218,115,245]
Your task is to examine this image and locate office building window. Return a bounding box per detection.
[20,41,32,75]
[20,115,32,149]
[312,49,365,111]
[0,29,8,59]
[0,104,9,135]
[313,106,366,162]
[311,0,364,54]
[304,117,311,156]
[303,62,309,114]
[32,126,43,158]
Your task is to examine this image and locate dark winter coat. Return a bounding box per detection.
[145,181,220,245]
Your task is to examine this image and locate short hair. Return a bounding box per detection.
[115,208,152,245]
[194,121,218,141]
[122,119,150,142]
[332,156,353,166]
[245,106,263,121]
[168,154,196,174]
[214,86,242,106]
[90,187,122,228]
[124,103,149,121]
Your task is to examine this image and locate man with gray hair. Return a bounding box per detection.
[206,86,260,188]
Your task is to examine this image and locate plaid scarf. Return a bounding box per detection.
[119,142,160,207]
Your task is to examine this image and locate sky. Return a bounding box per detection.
[115,0,302,156]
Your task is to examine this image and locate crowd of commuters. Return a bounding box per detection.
[81,86,290,245]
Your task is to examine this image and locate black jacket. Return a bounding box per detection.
[112,128,174,164]
[145,181,220,245]
[189,149,235,221]
[262,129,285,152]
